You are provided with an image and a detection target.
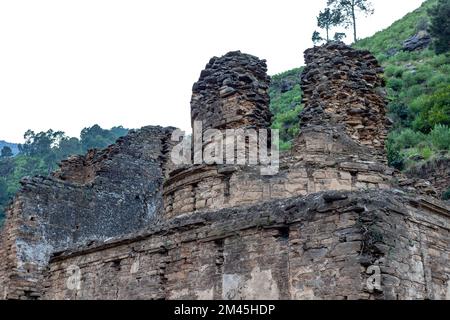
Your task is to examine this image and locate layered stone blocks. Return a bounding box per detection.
[1,43,449,301]
[300,42,389,154]
[42,191,450,300]
[191,51,272,132]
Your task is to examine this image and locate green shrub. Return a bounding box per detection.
[385,65,399,77]
[402,72,417,88]
[387,78,403,91]
[394,68,404,78]
[411,85,450,132]
[386,139,405,170]
[405,84,424,100]
[429,124,450,150]
[391,129,427,149]
[420,146,433,160]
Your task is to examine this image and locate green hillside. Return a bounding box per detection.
[269,67,304,150]
[270,0,450,183]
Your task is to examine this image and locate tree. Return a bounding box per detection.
[327,0,374,43]
[312,31,324,45]
[80,125,128,151]
[317,8,345,42]
[1,146,13,158]
[334,32,347,41]
[56,137,82,159]
[428,0,450,54]
[19,129,64,157]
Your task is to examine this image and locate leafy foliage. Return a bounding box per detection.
[428,0,450,54]
[314,8,345,42]
[312,31,324,45]
[1,146,13,158]
[269,68,304,150]
[327,0,374,42]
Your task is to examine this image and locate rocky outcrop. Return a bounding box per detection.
[403,31,432,52]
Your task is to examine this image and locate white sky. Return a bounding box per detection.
[0,0,426,143]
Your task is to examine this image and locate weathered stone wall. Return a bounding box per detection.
[42,191,450,300]
[164,46,395,218]
[300,42,389,154]
[1,44,449,301]
[163,153,395,217]
[191,51,272,132]
[0,126,175,299]
[406,158,450,199]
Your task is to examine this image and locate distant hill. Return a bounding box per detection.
[0,140,19,155]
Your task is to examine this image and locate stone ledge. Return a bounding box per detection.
[49,189,449,263]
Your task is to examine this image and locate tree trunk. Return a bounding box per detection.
[326,26,329,42]
[351,0,357,42]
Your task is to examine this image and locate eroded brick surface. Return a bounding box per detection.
[42,191,450,300]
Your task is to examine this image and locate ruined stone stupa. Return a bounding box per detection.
[0,43,449,300]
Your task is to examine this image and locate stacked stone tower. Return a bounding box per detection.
[163,51,273,218]
[191,51,272,132]
[298,42,389,159]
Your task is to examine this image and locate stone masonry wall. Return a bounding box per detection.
[42,190,450,300]
[191,51,272,132]
[164,51,274,217]
[406,158,450,199]
[2,44,449,301]
[0,126,175,299]
[300,42,389,154]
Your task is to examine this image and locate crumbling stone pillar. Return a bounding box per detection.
[164,51,273,218]
[300,42,389,154]
[191,51,272,131]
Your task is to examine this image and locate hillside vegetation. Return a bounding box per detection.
[270,0,449,198]
[269,67,304,150]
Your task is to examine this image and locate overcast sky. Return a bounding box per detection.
[0,0,426,143]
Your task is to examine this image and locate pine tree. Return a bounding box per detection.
[317,8,345,42]
[327,0,374,43]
